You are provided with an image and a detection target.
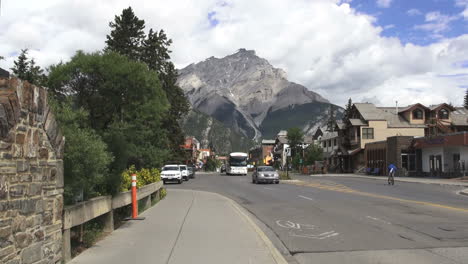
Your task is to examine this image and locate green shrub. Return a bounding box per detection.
[160,188,167,200]
[120,166,161,192]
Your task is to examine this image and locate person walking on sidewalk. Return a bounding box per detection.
[388,163,397,185]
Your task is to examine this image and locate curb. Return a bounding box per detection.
[227,196,289,264]
[205,191,289,264]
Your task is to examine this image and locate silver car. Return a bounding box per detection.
[252,166,279,184]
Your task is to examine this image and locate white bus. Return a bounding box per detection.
[226,152,248,175]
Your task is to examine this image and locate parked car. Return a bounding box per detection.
[220,164,226,173]
[188,166,196,179]
[180,165,189,181]
[161,165,183,184]
[252,166,279,184]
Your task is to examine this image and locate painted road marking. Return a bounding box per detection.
[366,216,392,225]
[276,220,338,240]
[284,180,468,213]
[290,230,339,239]
[298,195,315,201]
[263,187,275,191]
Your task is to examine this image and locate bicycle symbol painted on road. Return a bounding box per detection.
[275,220,339,240]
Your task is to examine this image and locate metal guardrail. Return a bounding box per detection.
[62,181,163,262]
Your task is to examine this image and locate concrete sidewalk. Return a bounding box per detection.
[69,189,286,264]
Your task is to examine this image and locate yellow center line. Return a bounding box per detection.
[285,180,468,213]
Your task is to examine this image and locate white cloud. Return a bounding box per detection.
[376,0,393,8]
[407,8,422,16]
[414,11,459,34]
[0,0,467,108]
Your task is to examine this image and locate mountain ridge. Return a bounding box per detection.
[177,49,340,141]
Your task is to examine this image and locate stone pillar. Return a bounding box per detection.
[62,229,71,263]
[103,211,114,233]
[144,195,151,210]
[0,77,65,264]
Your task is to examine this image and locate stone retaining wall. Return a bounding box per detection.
[0,77,64,264]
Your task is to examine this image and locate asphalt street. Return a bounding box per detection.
[167,172,468,264]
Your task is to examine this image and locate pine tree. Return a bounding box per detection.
[141,28,189,160]
[327,105,336,132]
[26,58,45,86]
[11,49,29,80]
[464,89,468,109]
[105,7,145,60]
[141,28,172,73]
[343,98,352,121]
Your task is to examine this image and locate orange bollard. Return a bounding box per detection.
[131,173,138,219]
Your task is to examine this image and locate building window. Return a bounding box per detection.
[333,139,337,146]
[412,109,423,120]
[362,128,374,139]
[322,142,326,148]
[439,109,449,119]
[328,140,331,147]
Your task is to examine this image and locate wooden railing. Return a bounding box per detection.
[62,181,163,262]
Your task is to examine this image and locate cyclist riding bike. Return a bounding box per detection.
[388,163,397,185]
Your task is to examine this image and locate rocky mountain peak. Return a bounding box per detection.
[177,49,336,140]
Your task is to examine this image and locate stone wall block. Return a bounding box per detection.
[15,133,25,144]
[55,160,63,188]
[17,160,30,172]
[0,78,8,88]
[0,104,10,138]
[0,245,15,259]
[19,82,33,112]
[9,185,26,198]
[21,242,42,264]
[0,175,8,199]
[0,226,12,239]
[44,112,57,146]
[12,144,23,158]
[28,183,42,197]
[14,232,32,249]
[38,148,48,159]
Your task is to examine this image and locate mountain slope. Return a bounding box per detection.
[178,49,340,140]
[180,109,255,154]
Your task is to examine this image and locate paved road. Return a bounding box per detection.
[167,173,468,264]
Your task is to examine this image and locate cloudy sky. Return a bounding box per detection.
[0,0,467,106]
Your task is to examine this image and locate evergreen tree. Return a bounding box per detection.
[11,49,46,86]
[141,28,189,160]
[105,7,145,60]
[326,105,336,132]
[464,89,468,109]
[11,49,29,80]
[141,28,171,73]
[26,58,46,86]
[343,98,352,121]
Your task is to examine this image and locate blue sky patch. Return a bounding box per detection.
[349,0,467,46]
[208,11,219,27]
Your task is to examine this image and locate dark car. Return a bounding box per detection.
[188,166,196,179]
[220,164,226,173]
